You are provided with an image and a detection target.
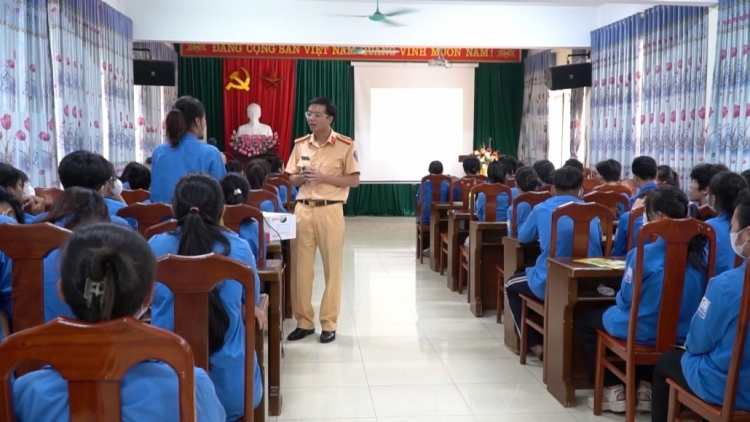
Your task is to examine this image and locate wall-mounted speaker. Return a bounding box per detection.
[133,59,176,86]
[544,62,591,91]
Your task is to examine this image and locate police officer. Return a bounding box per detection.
[286,97,360,344]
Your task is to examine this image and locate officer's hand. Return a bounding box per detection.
[304,167,325,186]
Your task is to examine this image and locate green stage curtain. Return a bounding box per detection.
[344,184,418,217]
[473,57,526,156]
[177,48,226,150]
[292,60,354,153]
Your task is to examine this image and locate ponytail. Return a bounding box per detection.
[245,159,270,190]
[220,173,250,206]
[165,109,187,147]
[166,96,206,147]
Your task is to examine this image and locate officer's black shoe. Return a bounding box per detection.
[320,330,336,344]
[287,328,315,341]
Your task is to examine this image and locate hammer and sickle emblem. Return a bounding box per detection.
[225,67,251,91]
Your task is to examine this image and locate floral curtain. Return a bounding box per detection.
[640,6,708,188]
[133,42,177,164]
[589,15,642,179]
[570,48,588,160]
[99,2,133,173]
[0,0,57,187]
[518,50,553,165]
[707,0,750,171]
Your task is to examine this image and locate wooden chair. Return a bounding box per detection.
[519,202,614,380]
[583,168,593,178]
[247,190,279,212]
[495,191,552,323]
[583,179,602,194]
[506,177,516,188]
[116,203,174,237]
[34,187,62,203]
[584,190,631,218]
[267,177,293,211]
[594,217,717,422]
[666,261,750,422]
[121,189,151,205]
[416,175,451,263]
[538,184,554,193]
[0,223,71,333]
[440,178,484,275]
[145,219,179,240]
[155,253,257,422]
[254,294,269,422]
[459,183,513,296]
[0,311,8,340]
[223,205,267,267]
[594,184,633,197]
[626,207,646,252]
[699,204,718,221]
[0,317,196,421]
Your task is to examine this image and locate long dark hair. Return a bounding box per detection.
[514,167,541,193]
[165,96,206,147]
[245,159,270,190]
[40,187,110,230]
[221,173,250,205]
[60,223,155,322]
[533,160,555,185]
[172,173,230,354]
[487,161,507,185]
[644,186,706,271]
[0,186,24,224]
[708,171,748,215]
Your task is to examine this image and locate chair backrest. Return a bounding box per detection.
[247,190,278,212]
[582,179,601,194]
[419,175,452,220]
[537,184,554,193]
[267,176,293,206]
[583,168,592,178]
[472,174,489,182]
[0,223,71,332]
[0,317,196,422]
[720,261,750,419]
[450,178,484,212]
[628,217,716,353]
[155,254,256,421]
[116,203,174,237]
[594,183,633,197]
[698,204,718,221]
[627,207,645,251]
[550,202,614,258]
[468,183,513,222]
[510,191,552,232]
[262,185,277,196]
[145,219,179,240]
[223,205,265,267]
[0,311,8,340]
[120,189,151,205]
[34,187,63,203]
[583,190,631,216]
[506,177,516,188]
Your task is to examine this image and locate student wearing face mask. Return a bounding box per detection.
[704,172,748,276]
[0,164,45,222]
[150,96,226,204]
[650,192,750,421]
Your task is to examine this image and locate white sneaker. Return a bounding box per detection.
[637,386,652,412]
[587,385,627,413]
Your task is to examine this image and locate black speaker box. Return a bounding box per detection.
[545,62,591,90]
[133,59,176,86]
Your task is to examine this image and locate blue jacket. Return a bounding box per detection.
[629,182,657,208]
[278,184,298,203]
[612,210,644,257]
[150,134,226,204]
[603,237,707,344]
[105,197,138,230]
[12,361,225,422]
[518,195,603,299]
[476,188,517,223]
[416,181,449,224]
[507,198,532,238]
[31,211,131,230]
[682,262,750,409]
[705,213,734,276]
[0,215,18,317]
[238,220,266,263]
[149,230,262,420]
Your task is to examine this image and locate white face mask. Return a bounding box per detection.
[112,178,123,196]
[22,183,35,197]
[642,212,649,226]
[731,228,748,258]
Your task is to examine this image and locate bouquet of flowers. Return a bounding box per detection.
[230,132,279,157]
[473,145,499,174]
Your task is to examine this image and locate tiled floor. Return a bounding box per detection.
[275,217,649,421]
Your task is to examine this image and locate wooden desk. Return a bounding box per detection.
[545,257,623,407]
[258,260,285,416]
[501,237,541,354]
[447,211,471,291]
[282,239,293,320]
[429,203,451,272]
[469,222,507,316]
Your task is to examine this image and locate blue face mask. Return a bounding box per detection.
[706,193,718,213]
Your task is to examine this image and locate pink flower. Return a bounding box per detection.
[15,130,25,141]
[123,122,128,129]
[649,113,654,123]
[721,50,727,60]
[128,122,133,129]
[6,59,14,69]
[666,62,672,72]
[709,107,714,118]
[1,114,11,130]
[39,169,44,175]
[731,47,738,58]
[39,131,50,141]
[646,67,651,75]
[108,63,112,72]
[47,119,54,131]
[29,64,35,72]
[636,71,641,79]
[699,107,706,119]
[609,77,615,85]
[94,120,99,129]
[72,106,77,118]
[614,118,617,127]
[162,121,166,130]
[101,62,106,70]
[746,103,750,117]
[641,115,646,124]
[680,109,686,121]
[670,110,676,122]
[690,109,695,120]
[24,117,30,131]
[55,55,61,63]
[677,59,683,69]
[63,105,69,117]
[79,108,82,118]
[655,65,661,74]
[73,60,77,68]
[137,117,145,126]
[734,104,741,118]
[722,106,728,118]
[65,58,69,66]
[688,57,692,66]
[660,112,665,123]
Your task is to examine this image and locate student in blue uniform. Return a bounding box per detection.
[651,193,750,421]
[705,171,747,276]
[629,156,659,207]
[221,172,265,260]
[225,160,243,174]
[119,161,140,190]
[245,159,286,213]
[578,186,709,413]
[507,166,540,237]
[11,222,226,422]
[0,187,24,317]
[475,161,514,222]
[150,96,226,203]
[656,165,679,187]
[532,159,555,186]
[455,156,482,199]
[593,159,622,187]
[0,163,45,222]
[126,162,152,192]
[499,155,521,176]
[269,156,297,202]
[416,160,450,225]
[101,160,132,227]
[612,189,651,256]
[149,174,264,420]
[689,163,729,208]
[505,166,603,359]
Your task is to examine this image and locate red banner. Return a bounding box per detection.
[182,44,521,63]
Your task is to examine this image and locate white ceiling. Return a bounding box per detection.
[106,0,716,49]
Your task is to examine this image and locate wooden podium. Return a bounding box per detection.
[458,155,473,163]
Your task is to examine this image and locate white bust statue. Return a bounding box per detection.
[236,103,273,137]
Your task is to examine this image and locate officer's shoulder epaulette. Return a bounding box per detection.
[335,134,353,145]
[294,134,311,144]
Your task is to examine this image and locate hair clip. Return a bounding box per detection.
[234,189,242,195]
[83,278,106,309]
[190,207,200,213]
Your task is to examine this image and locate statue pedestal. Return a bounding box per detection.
[229,147,279,168]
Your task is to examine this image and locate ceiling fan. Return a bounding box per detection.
[331,0,415,26]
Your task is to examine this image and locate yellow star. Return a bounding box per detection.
[262,69,284,89]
